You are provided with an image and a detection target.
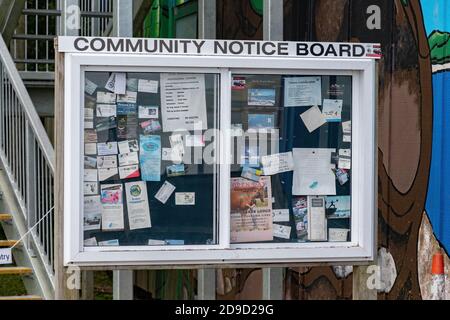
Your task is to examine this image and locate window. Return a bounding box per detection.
[62,49,376,266]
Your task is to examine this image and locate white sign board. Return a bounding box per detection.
[0,248,12,265]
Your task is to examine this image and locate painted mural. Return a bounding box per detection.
[215,0,449,300]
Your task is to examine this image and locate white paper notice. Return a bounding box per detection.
[97,155,117,169]
[83,195,101,231]
[138,106,159,119]
[338,149,351,169]
[118,140,139,154]
[138,79,159,93]
[273,209,290,222]
[117,91,137,104]
[85,143,97,155]
[84,169,97,182]
[84,182,98,195]
[342,120,352,142]
[84,237,98,246]
[162,148,182,162]
[98,168,119,181]
[322,99,343,122]
[292,148,336,195]
[261,152,294,175]
[101,184,124,231]
[118,152,139,166]
[175,192,195,205]
[125,181,151,230]
[97,142,118,156]
[155,181,176,204]
[85,79,98,95]
[300,106,326,133]
[284,77,322,107]
[308,196,327,241]
[273,224,292,239]
[97,91,116,104]
[329,228,350,242]
[113,73,126,95]
[96,104,117,117]
[161,73,208,132]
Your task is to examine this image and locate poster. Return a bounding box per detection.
[140,135,161,181]
[100,184,124,231]
[160,73,207,132]
[83,195,101,231]
[284,76,322,107]
[292,196,308,241]
[230,176,273,243]
[125,181,151,230]
[248,89,276,106]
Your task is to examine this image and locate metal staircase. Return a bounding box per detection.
[0,0,114,300]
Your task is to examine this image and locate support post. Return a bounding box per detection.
[198,0,216,39]
[111,0,134,300]
[352,266,377,300]
[113,270,134,300]
[263,0,283,41]
[262,268,283,300]
[112,0,133,37]
[81,271,95,300]
[60,0,80,36]
[197,269,216,300]
[262,0,284,301]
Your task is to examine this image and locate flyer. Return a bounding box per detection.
[329,228,350,242]
[125,181,151,230]
[272,209,290,222]
[260,152,294,176]
[96,116,117,132]
[98,239,119,246]
[85,143,97,155]
[97,155,117,169]
[117,115,138,139]
[248,114,275,132]
[322,99,343,122]
[117,103,137,115]
[338,149,351,170]
[84,129,98,143]
[85,78,98,95]
[118,152,139,167]
[83,195,101,231]
[342,120,352,142]
[84,156,97,169]
[83,182,98,195]
[160,73,208,132]
[105,73,126,95]
[273,224,291,239]
[300,106,326,132]
[155,181,176,204]
[84,169,97,182]
[126,78,138,92]
[119,165,140,179]
[325,195,351,218]
[308,196,327,241]
[230,176,273,243]
[241,166,262,182]
[97,91,116,104]
[96,104,117,117]
[248,88,276,106]
[138,106,159,119]
[292,196,308,241]
[138,79,159,93]
[98,167,119,181]
[166,164,185,177]
[284,77,322,107]
[97,142,118,156]
[117,91,137,104]
[140,119,162,134]
[162,148,182,162]
[175,192,195,205]
[100,184,124,231]
[118,139,139,154]
[140,135,161,182]
[292,148,336,195]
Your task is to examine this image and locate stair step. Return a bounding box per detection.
[0,267,32,276]
[0,295,42,301]
[0,214,12,221]
[0,240,19,247]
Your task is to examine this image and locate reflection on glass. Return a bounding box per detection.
[83,71,220,247]
[230,74,353,244]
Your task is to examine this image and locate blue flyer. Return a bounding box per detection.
[117,103,137,115]
[139,135,161,182]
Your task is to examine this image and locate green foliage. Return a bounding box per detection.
[428,30,450,65]
[250,0,264,16]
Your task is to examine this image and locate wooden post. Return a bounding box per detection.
[352,266,377,300]
[54,41,80,300]
[81,271,95,300]
[197,269,216,300]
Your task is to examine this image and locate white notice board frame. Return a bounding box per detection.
[60,37,377,267]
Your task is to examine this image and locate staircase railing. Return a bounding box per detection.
[0,33,56,282]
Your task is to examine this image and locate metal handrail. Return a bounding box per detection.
[0,35,55,170]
